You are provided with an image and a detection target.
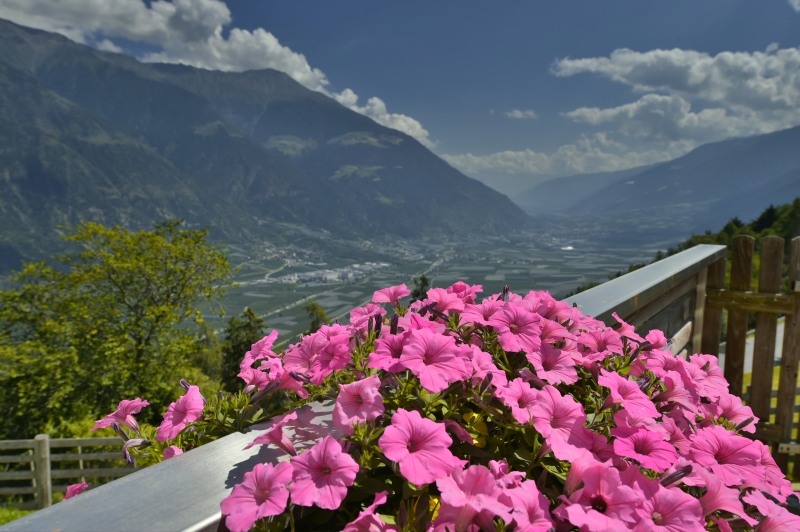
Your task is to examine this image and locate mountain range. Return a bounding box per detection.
[516,127,800,236]
[0,19,530,269]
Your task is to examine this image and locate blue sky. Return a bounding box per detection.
[2,0,800,192]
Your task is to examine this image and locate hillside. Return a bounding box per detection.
[0,19,531,268]
[516,127,800,238]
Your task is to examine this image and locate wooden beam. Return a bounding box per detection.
[724,236,754,397]
[706,289,794,314]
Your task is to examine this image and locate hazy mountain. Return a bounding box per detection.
[516,127,800,236]
[0,19,530,268]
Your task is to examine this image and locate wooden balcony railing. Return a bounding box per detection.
[9,241,800,532]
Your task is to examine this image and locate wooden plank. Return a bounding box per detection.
[0,487,37,496]
[669,321,693,356]
[33,434,51,509]
[0,454,33,464]
[724,235,754,397]
[50,467,141,480]
[50,437,121,448]
[755,423,783,442]
[705,290,793,314]
[692,268,707,354]
[0,440,35,450]
[701,258,726,355]
[51,452,124,462]
[624,277,696,329]
[567,244,727,325]
[777,237,800,470]
[750,236,785,422]
[0,470,35,480]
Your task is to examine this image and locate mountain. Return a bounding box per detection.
[0,19,530,268]
[516,127,800,238]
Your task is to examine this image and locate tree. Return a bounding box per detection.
[0,221,231,438]
[304,301,329,334]
[411,274,430,302]
[220,307,267,393]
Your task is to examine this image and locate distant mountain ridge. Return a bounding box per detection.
[516,127,800,235]
[0,19,530,267]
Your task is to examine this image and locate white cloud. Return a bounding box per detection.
[505,109,537,119]
[790,0,800,12]
[552,46,800,146]
[442,133,689,177]
[0,0,433,146]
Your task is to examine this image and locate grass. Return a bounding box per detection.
[0,507,33,525]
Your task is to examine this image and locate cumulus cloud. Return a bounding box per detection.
[790,0,800,12]
[505,109,537,119]
[551,46,800,150]
[0,0,433,146]
[442,133,689,177]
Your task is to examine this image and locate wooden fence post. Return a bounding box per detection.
[701,257,726,356]
[725,235,754,397]
[750,236,785,423]
[33,434,51,509]
[778,237,800,470]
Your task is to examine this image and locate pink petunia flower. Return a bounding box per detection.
[156,385,204,442]
[378,408,465,486]
[688,425,762,487]
[63,480,89,500]
[424,287,466,314]
[245,411,299,456]
[489,303,542,354]
[527,344,578,385]
[434,465,513,530]
[162,445,184,460]
[91,397,150,433]
[743,489,800,531]
[694,467,758,526]
[237,366,269,393]
[445,281,483,304]
[631,474,705,531]
[506,480,554,531]
[494,378,539,424]
[598,369,660,419]
[612,426,679,472]
[333,375,385,435]
[368,332,409,373]
[349,303,387,335]
[372,283,411,306]
[460,299,504,327]
[469,346,508,389]
[343,491,397,532]
[399,328,470,393]
[239,330,279,370]
[555,462,642,530]
[528,385,593,461]
[220,461,293,532]
[290,435,359,510]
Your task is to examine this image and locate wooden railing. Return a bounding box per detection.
[0,435,139,510]
[9,241,799,532]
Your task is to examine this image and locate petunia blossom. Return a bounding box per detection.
[598,369,660,419]
[290,435,359,510]
[162,446,184,460]
[156,385,204,442]
[399,328,469,392]
[688,425,762,486]
[434,464,513,530]
[612,426,679,472]
[333,375,385,435]
[372,283,410,306]
[343,490,397,531]
[239,330,279,370]
[63,480,89,500]
[378,408,465,486]
[92,397,150,433]
[220,461,293,532]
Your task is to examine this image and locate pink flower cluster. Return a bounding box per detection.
[118,280,798,530]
